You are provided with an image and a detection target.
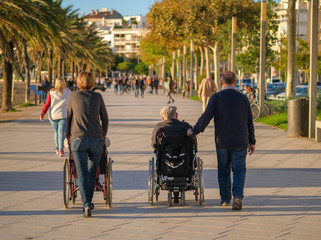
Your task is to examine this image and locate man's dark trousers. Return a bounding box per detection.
[216,148,247,203]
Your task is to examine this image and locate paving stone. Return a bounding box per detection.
[1,91,321,239]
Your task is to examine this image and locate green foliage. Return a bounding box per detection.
[198,72,206,85]
[112,55,124,71]
[8,109,21,112]
[236,0,278,74]
[190,96,201,101]
[134,62,148,75]
[143,0,259,66]
[19,102,34,107]
[117,62,135,73]
[257,112,288,130]
[266,100,288,114]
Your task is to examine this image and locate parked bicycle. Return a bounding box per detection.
[245,86,271,121]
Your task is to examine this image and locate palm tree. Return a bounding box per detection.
[0,0,62,110]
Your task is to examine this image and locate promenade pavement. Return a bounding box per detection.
[0,89,321,240]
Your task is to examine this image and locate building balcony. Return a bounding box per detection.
[113,47,140,53]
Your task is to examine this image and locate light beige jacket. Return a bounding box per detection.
[198,78,217,97]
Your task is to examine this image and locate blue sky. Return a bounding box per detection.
[61,0,155,16]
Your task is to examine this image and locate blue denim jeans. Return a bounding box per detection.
[135,86,139,97]
[114,84,118,94]
[71,137,104,208]
[216,148,247,202]
[49,118,66,151]
[140,87,145,97]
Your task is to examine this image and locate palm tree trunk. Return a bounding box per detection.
[76,64,79,77]
[71,60,75,81]
[62,59,66,80]
[48,48,53,84]
[57,55,62,78]
[1,41,14,111]
[23,41,31,103]
[37,55,42,83]
[1,60,13,111]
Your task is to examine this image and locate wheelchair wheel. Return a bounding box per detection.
[200,159,205,203]
[197,157,203,205]
[167,191,172,207]
[251,103,260,121]
[181,190,185,206]
[71,179,76,204]
[105,158,113,208]
[63,158,71,209]
[155,187,159,202]
[148,158,155,206]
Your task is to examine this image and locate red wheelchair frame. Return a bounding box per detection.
[63,143,112,209]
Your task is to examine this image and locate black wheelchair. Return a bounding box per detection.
[148,130,204,206]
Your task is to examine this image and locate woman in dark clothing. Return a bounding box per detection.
[166,75,175,104]
[66,71,109,218]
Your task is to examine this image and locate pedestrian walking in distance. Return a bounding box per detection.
[188,71,255,211]
[198,74,217,113]
[40,78,71,157]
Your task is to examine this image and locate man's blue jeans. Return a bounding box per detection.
[71,137,104,208]
[216,148,247,202]
[50,118,66,151]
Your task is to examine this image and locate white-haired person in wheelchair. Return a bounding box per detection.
[151,106,193,176]
[152,106,192,151]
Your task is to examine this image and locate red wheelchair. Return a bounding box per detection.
[63,141,113,209]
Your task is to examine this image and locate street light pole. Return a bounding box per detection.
[231,17,237,74]
[309,0,319,138]
[189,41,194,97]
[259,0,267,116]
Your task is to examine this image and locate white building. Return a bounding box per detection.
[275,0,309,43]
[84,8,148,60]
[84,8,123,28]
[275,0,321,54]
[111,27,149,59]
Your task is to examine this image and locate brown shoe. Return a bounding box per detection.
[232,198,242,210]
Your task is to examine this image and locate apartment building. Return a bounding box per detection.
[84,8,148,60]
[84,8,122,28]
[275,0,321,54]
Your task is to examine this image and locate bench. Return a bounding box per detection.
[315,120,321,142]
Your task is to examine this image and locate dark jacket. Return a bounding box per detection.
[193,87,255,149]
[151,118,192,150]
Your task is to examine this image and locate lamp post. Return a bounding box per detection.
[231,17,237,74]
[177,49,181,92]
[259,0,267,116]
[309,0,319,138]
[189,41,194,97]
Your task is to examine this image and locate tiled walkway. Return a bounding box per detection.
[0,90,321,239]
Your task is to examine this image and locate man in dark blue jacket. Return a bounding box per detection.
[188,71,255,210]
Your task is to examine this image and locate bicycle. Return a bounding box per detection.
[249,91,271,121]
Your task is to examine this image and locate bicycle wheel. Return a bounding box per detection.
[251,103,260,121]
[63,158,71,209]
[263,103,271,116]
